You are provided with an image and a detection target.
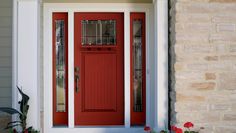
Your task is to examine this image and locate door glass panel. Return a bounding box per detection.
[81,20,116,45]
[132,20,142,112]
[55,20,66,112]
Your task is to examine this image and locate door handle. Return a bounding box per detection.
[75,67,80,93]
[75,74,79,93]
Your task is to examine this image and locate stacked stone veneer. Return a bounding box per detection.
[170,0,236,132]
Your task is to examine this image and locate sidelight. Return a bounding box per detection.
[55,20,66,112]
[132,20,143,112]
[130,13,146,125]
[53,13,68,126]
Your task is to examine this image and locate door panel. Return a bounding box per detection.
[83,53,117,111]
[74,13,124,125]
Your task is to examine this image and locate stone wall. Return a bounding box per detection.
[170,0,236,132]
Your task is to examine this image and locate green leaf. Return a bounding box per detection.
[7,121,22,128]
[17,86,30,113]
[184,131,190,133]
[5,124,21,129]
[0,107,21,115]
[27,127,40,133]
[27,126,33,130]
[7,128,16,133]
[7,121,22,125]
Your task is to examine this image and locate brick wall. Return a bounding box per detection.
[170,0,236,132]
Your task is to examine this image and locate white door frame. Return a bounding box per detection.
[12,0,41,130]
[44,3,153,133]
[154,0,169,131]
[12,0,168,133]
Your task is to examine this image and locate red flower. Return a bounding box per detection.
[13,129,17,133]
[171,126,183,133]
[144,126,151,132]
[184,122,194,128]
[176,128,183,133]
[171,125,178,131]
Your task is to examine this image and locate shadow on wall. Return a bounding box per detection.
[168,0,177,127]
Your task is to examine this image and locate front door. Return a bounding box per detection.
[74,13,124,125]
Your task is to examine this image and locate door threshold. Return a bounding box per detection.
[48,126,145,133]
[75,125,125,128]
[53,125,144,128]
[53,125,68,128]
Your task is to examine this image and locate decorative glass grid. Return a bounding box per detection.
[132,20,143,112]
[81,20,116,45]
[55,20,66,112]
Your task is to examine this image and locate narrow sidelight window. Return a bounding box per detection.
[130,12,146,125]
[53,13,68,126]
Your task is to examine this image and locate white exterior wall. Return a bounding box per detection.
[15,0,41,130]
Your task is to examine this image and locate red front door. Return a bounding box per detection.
[74,13,124,125]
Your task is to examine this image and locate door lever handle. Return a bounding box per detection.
[75,74,79,93]
[75,66,80,93]
[75,67,80,72]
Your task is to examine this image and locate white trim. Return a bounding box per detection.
[37,0,41,130]
[44,7,53,129]
[46,127,145,133]
[43,3,153,133]
[68,10,75,128]
[16,0,40,130]
[145,8,152,127]
[124,10,130,128]
[12,0,18,111]
[154,0,158,130]
[154,0,169,131]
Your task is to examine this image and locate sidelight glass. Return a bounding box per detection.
[55,20,66,112]
[81,20,116,45]
[132,20,143,112]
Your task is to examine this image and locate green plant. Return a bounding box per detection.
[0,87,39,133]
[159,130,168,133]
